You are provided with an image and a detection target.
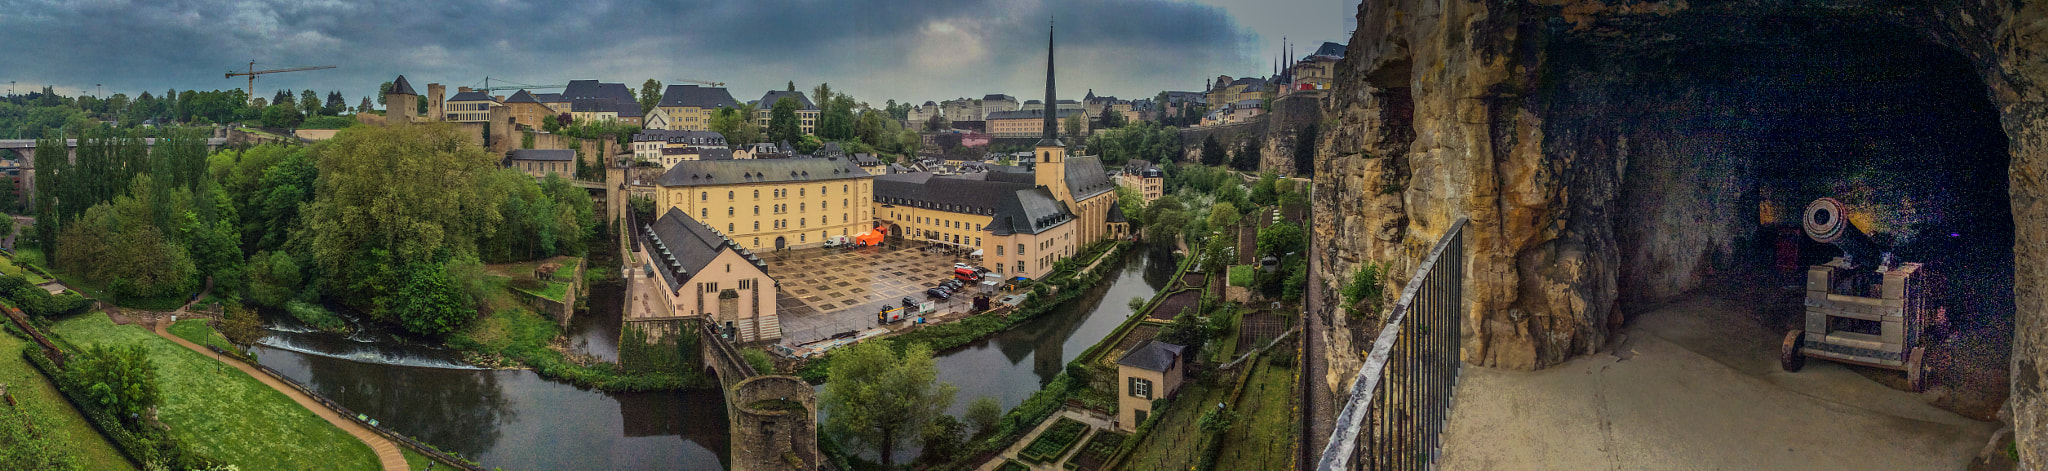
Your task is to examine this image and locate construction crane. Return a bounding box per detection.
[472,77,565,92]
[225,61,335,104]
[672,78,725,88]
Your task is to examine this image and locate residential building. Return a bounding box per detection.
[505,149,575,178]
[907,100,940,124]
[1121,160,1164,202]
[653,158,876,252]
[647,85,740,131]
[503,90,561,130]
[1205,76,1271,109]
[753,90,819,136]
[985,108,1089,138]
[942,98,980,122]
[444,87,498,123]
[636,208,780,342]
[633,130,730,167]
[561,80,640,124]
[1019,99,1044,112]
[1116,340,1186,431]
[982,94,1019,114]
[851,153,886,175]
[1286,42,1347,93]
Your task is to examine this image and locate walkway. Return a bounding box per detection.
[1435,295,1996,470]
[147,319,409,471]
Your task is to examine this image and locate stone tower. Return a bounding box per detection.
[1034,21,1070,203]
[385,75,418,123]
[426,83,445,122]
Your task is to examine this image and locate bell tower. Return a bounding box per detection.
[1034,20,1072,205]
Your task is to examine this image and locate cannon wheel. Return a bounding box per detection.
[1780,330,1805,372]
[1907,346,1927,392]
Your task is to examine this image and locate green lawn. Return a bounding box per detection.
[401,447,431,470]
[0,330,137,470]
[50,313,380,470]
[165,319,239,356]
[1213,355,1298,469]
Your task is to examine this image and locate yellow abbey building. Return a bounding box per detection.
[654,158,876,251]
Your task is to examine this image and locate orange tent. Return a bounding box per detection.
[853,226,886,246]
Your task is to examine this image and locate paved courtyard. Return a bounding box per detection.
[763,243,992,345]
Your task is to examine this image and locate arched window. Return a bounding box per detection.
[700,208,707,218]
[701,192,708,201]
[753,190,760,199]
[728,223,734,232]
[728,191,734,200]
[754,221,760,230]
[728,207,734,216]
[799,188,805,197]
[754,205,760,215]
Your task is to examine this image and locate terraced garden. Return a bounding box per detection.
[1019,416,1088,464]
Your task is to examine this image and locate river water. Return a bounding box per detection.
[247,244,1173,470]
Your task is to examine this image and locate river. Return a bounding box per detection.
[247,244,1174,470]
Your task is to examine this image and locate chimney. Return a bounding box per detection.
[459,86,473,93]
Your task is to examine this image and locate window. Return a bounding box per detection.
[1129,377,1153,399]
[702,192,708,201]
[800,234,806,242]
[800,203,806,212]
[754,221,760,230]
[842,214,848,223]
[728,223,734,232]
[843,184,848,193]
[701,208,707,218]
[997,246,1004,256]
[728,191,734,200]
[753,237,760,246]
[754,190,760,199]
[800,188,805,197]
[975,237,982,246]
[725,263,731,272]
[822,185,828,195]
[1018,244,1025,255]
[754,205,760,215]
[703,282,719,293]
[728,207,734,216]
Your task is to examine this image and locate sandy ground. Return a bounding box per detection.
[1437,295,1996,470]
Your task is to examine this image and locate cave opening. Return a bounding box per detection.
[1536,14,2012,413]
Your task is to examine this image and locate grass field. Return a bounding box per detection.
[166,319,239,356]
[1213,355,1297,469]
[0,330,137,470]
[401,447,431,470]
[50,313,380,470]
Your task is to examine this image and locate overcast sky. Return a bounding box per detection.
[0,0,1352,105]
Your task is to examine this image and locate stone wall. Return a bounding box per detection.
[730,375,819,471]
[1313,1,2048,463]
[1176,119,1265,163]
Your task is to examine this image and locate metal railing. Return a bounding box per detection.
[1318,217,1467,470]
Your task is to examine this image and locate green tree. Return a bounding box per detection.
[898,129,922,157]
[1207,202,1240,231]
[965,396,1002,437]
[324,90,348,116]
[923,113,949,132]
[1157,305,1210,363]
[376,81,393,106]
[639,79,663,114]
[1064,112,1084,138]
[260,103,303,128]
[1231,138,1260,171]
[709,105,762,145]
[917,415,969,465]
[822,341,958,465]
[300,89,321,118]
[1257,221,1304,257]
[68,343,162,425]
[389,255,477,336]
[1101,108,1127,129]
[855,109,887,147]
[768,96,803,145]
[787,81,795,92]
[301,123,505,328]
[1201,135,1225,166]
[357,96,373,114]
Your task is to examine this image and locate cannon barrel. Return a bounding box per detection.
[1803,198,1881,267]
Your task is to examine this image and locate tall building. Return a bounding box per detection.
[754,90,819,136]
[646,85,739,131]
[654,158,876,252]
[870,21,1128,280]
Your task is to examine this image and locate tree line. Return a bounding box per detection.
[30,122,597,336]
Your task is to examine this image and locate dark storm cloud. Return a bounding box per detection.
[0,0,1253,103]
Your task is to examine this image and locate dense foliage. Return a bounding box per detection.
[1085,120,1180,167]
[67,344,162,425]
[822,341,958,465]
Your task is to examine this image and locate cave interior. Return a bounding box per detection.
[1531,10,2013,398]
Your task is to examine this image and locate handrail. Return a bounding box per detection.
[1318,217,1467,470]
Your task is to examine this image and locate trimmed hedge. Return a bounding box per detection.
[1019,417,1087,463]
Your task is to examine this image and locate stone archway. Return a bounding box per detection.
[774,236,786,251]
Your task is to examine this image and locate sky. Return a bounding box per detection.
[0,0,1351,107]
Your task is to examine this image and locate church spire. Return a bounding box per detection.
[1042,19,1059,141]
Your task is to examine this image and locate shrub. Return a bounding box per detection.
[1342,262,1385,315]
[740,348,774,374]
[283,301,347,332]
[1227,265,1255,287]
[67,343,162,424]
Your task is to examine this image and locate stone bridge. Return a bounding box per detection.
[699,322,819,471]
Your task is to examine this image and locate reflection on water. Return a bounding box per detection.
[243,246,1171,469]
[931,244,1174,415]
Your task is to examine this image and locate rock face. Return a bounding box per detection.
[1313,0,2048,464]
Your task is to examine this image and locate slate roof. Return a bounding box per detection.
[1116,339,1185,372]
[389,76,417,95]
[634,129,727,145]
[1064,156,1116,201]
[874,173,1075,236]
[504,90,542,104]
[1312,41,1347,58]
[447,90,496,102]
[656,158,869,187]
[759,91,816,110]
[1122,159,1156,174]
[983,94,1015,101]
[851,153,883,166]
[1106,200,1127,223]
[658,85,740,109]
[506,149,574,162]
[534,93,566,103]
[642,208,764,293]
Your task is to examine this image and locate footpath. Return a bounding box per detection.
[146,318,409,471]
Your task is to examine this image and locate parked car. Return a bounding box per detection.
[954,263,972,270]
[925,288,952,300]
[901,297,917,308]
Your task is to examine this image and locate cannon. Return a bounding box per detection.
[1781,198,1943,391]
